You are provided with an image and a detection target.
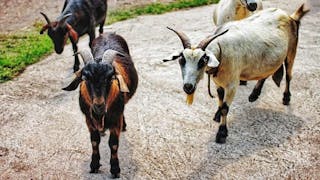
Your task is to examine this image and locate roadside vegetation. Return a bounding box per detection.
[0,0,219,82]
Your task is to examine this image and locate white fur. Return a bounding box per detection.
[173,7,302,104]
[213,0,263,26]
[206,50,220,68]
[181,49,206,86]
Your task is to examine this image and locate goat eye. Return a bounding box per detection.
[198,58,206,69]
[179,57,186,66]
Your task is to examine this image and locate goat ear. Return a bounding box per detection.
[66,23,78,43]
[62,70,83,91]
[163,51,182,62]
[112,60,130,93]
[206,51,219,68]
[115,74,130,93]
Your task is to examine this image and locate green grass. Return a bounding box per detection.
[0,0,218,83]
[107,0,219,24]
[0,32,53,82]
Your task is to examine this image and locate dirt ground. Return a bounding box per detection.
[0,0,320,179]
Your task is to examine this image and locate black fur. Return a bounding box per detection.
[213,87,224,123]
[272,64,284,87]
[216,125,228,144]
[249,79,266,102]
[40,0,107,72]
[63,33,138,177]
[90,130,101,173]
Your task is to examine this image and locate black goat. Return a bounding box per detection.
[63,33,138,178]
[40,0,107,72]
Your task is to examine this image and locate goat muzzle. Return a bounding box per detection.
[247,2,258,11]
[93,103,105,115]
[183,83,195,95]
[90,107,105,132]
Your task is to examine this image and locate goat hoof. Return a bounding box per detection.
[283,99,290,105]
[110,167,120,178]
[111,173,120,179]
[90,165,101,174]
[216,135,227,144]
[215,125,228,144]
[122,127,127,132]
[240,80,247,86]
[248,94,259,102]
[90,169,99,173]
[90,162,101,173]
[283,92,291,105]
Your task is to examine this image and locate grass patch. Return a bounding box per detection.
[0,32,53,82]
[107,0,219,24]
[0,0,218,83]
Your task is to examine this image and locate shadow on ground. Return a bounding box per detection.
[187,107,303,179]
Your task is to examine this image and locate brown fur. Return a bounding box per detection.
[80,82,92,105]
[235,3,249,20]
[113,59,130,86]
[107,80,120,108]
[66,23,79,43]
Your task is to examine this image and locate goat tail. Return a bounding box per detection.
[290,3,310,22]
[272,64,284,87]
[207,74,214,98]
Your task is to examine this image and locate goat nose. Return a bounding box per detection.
[247,2,257,11]
[55,48,63,54]
[183,83,195,95]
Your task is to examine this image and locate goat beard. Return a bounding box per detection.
[90,110,105,132]
[186,93,194,105]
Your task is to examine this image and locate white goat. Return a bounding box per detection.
[213,0,263,26]
[165,4,309,144]
[213,0,263,86]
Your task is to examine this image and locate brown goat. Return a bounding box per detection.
[63,33,138,178]
[40,0,107,72]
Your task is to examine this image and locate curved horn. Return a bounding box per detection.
[102,49,125,63]
[58,13,72,26]
[77,49,94,65]
[40,12,51,24]
[62,69,83,91]
[167,27,191,49]
[197,29,229,50]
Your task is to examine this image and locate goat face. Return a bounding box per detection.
[47,25,69,54]
[179,49,208,94]
[165,27,228,95]
[82,62,115,116]
[241,0,258,12]
[63,49,129,130]
[40,12,78,54]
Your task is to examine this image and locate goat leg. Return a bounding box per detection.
[71,40,80,72]
[89,130,101,173]
[109,125,121,178]
[249,78,266,102]
[122,116,127,132]
[213,87,224,122]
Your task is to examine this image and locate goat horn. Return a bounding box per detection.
[102,49,125,63]
[40,12,51,24]
[197,29,229,50]
[167,27,191,49]
[77,49,94,65]
[58,13,72,26]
